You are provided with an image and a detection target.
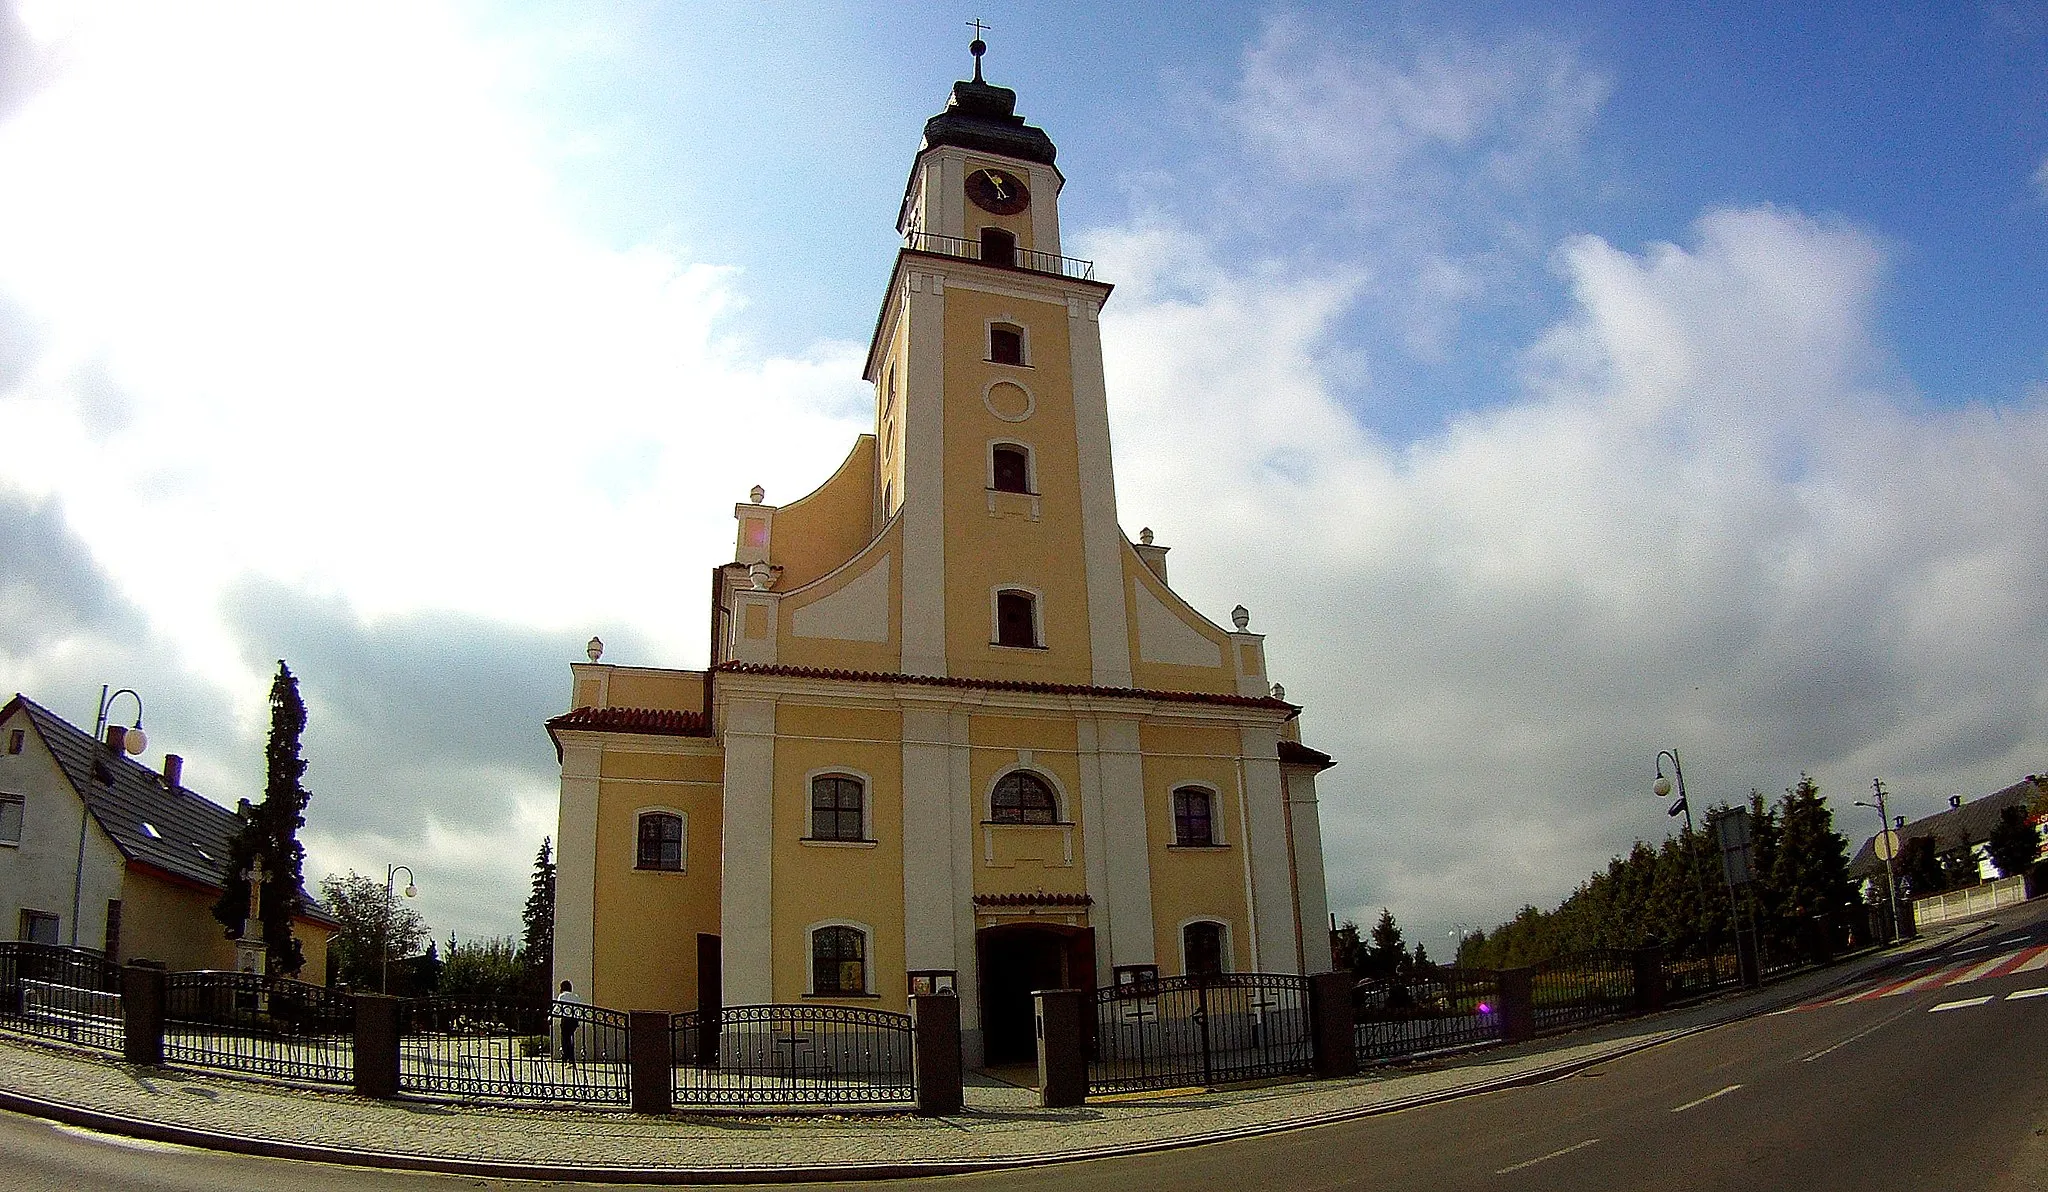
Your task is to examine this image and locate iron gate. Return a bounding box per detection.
[1090,972,1312,1094]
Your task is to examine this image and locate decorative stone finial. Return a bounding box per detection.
[1231,604,1250,631]
[1270,682,1285,700]
[749,485,765,504]
[586,636,603,662]
[1139,527,1154,546]
[748,561,774,590]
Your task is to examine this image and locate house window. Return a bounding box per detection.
[991,770,1059,824]
[989,322,1025,365]
[636,811,685,871]
[996,589,1038,648]
[103,900,122,958]
[18,909,58,945]
[0,794,20,845]
[1184,921,1226,977]
[991,445,1030,493]
[811,925,868,995]
[810,774,867,841]
[6,729,23,754]
[1173,787,1216,846]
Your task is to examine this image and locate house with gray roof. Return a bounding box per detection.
[1848,776,2046,885]
[0,694,334,979]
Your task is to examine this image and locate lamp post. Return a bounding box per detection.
[1653,749,1721,985]
[1857,779,1903,945]
[93,686,148,754]
[380,864,418,995]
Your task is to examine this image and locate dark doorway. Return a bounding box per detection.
[977,923,1094,1066]
[979,226,1017,268]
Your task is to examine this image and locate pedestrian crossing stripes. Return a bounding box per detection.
[1805,944,2048,1009]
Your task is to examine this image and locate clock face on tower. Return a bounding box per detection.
[966,167,1030,215]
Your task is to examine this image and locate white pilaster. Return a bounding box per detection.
[1077,716,1154,975]
[1068,300,1133,688]
[719,697,777,1005]
[1239,724,1300,974]
[900,272,949,676]
[553,742,600,1002]
[1285,770,1335,973]
[901,706,957,974]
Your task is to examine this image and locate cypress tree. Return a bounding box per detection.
[212,661,311,975]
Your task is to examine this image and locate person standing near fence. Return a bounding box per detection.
[554,980,585,1064]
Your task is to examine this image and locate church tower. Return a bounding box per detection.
[549,45,1336,1067]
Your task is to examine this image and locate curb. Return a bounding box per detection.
[0,1031,1693,1184]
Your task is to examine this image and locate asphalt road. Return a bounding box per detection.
[9,906,2048,1191]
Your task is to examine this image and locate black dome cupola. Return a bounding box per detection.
[919,37,1056,166]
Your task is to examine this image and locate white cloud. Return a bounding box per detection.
[1100,204,2048,943]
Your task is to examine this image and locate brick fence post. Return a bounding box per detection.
[120,962,166,1067]
[1631,946,1666,1014]
[629,1011,672,1114]
[1034,988,1088,1108]
[1498,967,1535,1044]
[353,992,401,1099]
[1308,971,1357,1078]
[913,992,963,1116]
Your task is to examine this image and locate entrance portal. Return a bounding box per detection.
[976,923,1094,1066]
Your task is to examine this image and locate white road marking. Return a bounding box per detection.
[2020,951,2048,973]
[2007,987,2048,1001]
[1951,956,2013,983]
[1495,1138,1601,1175]
[47,1122,199,1154]
[1669,1084,1745,1113]
[1953,945,1991,956]
[1930,996,1994,1012]
[1802,1004,1923,1062]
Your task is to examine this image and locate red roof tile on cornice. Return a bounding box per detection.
[972,892,1094,907]
[545,706,712,736]
[1278,739,1336,771]
[713,661,1298,713]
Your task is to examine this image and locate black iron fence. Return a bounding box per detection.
[1090,973,1313,1094]
[669,1004,916,1106]
[164,970,353,1085]
[398,997,631,1105]
[1662,950,1736,1001]
[1530,949,1637,1033]
[0,941,124,1052]
[904,231,1098,281]
[1353,967,1503,1062]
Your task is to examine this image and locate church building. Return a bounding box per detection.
[547,52,1336,1065]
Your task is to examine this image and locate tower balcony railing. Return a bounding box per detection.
[904,231,1096,282]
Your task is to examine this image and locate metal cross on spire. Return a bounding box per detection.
[966,18,991,82]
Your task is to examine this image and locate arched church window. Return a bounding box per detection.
[991,770,1059,824]
[995,589,1038,648]
[810,774,867,842]
[811,925,868,995]
[1184,921,1226,977]
[989,322,1025,365]
[991,444,1030,493]
[636,811,684,871]
[1173,787,1216,846]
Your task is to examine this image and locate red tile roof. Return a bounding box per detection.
[1278,739,1336,771]
[545,706,712,736]
[713,661,1297,713]
[972,892,1094,907]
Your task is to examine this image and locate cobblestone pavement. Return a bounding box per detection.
[0,923,1997,1178]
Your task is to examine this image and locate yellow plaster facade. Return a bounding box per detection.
[549,65,1336,1064]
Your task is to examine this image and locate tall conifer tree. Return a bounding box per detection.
[520,837,556,997]
[212,661,311,975]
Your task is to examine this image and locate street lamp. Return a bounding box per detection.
[1856,779,1903,945]
[1653,749,1722,984]
[93,686,148,755]
[380,864,418,994]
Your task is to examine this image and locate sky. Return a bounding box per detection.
[1,1,2044,958]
